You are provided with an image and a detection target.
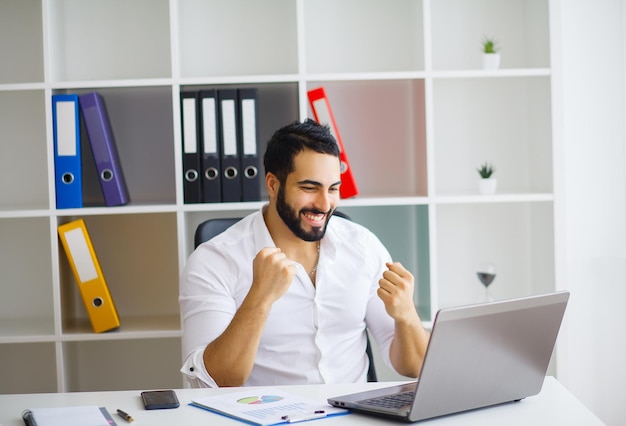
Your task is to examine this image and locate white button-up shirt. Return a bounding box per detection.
[179,208,396,388]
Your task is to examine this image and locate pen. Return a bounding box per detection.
[116,408,134,423]
[281,410,326,423]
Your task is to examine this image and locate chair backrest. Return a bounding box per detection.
[193,211,378,382]
[194,218,241,249]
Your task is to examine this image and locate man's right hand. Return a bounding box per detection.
[249,247,297,306]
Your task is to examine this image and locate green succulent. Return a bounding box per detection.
[482,36,499,54]
[477,162,495,178]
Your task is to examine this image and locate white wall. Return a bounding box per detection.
[556,1,626,424]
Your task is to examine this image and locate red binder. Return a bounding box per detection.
[307,87,358,199]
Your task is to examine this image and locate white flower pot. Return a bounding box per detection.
[478,178,497,195]
[483,53,500,70]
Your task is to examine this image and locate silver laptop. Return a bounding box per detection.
[328,291,570,422]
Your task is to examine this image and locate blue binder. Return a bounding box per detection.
[52,94,83,209]
[78,92,130,207]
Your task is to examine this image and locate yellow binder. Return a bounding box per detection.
[58,219,120,333]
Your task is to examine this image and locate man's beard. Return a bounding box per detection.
[276,186,332,242]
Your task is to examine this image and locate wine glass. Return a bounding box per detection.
[476,262,496,302]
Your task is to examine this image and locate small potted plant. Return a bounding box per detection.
[477,162,497,195]
[481,35,500,70]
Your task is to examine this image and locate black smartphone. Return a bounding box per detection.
[141,390,180,410]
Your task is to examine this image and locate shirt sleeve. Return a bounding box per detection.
[361,231,397,370]
[180,345,218,388]
[178,242,239,388]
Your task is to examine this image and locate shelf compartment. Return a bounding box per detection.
[433,76,552,195]
[0,1,44,84]
[48,0,171,82]
[179,82,298,202]
[62,338,183,391]
[306,79,428,198]
[341,205,431,321]
[430,0,550,70]
[177,0,298,78]
[53,86,176,206]
[0,218,56,339]
[0,343,58,394]
[435,202,554,308]
[57,213,179,334]
[304,0,424,74]
[0,90,49,211]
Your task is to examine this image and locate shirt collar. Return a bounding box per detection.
[252,205,275,254]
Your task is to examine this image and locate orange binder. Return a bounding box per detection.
[58,219,120,333]
[307,87,358,199]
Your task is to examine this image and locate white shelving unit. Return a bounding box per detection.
[0,0,558,393]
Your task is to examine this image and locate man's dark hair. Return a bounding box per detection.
[263,118,340,184]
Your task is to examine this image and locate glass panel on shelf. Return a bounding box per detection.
[342,205,431,321]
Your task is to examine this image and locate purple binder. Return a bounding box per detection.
[79,92,130,206]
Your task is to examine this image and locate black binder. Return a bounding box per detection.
[180,91,202,203]
[217,89,242,202]
[199,90,222,203]
[237,88,261,202]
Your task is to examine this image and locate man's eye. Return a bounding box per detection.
[302,186,315,191]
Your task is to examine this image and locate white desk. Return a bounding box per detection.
[0,377,602,425]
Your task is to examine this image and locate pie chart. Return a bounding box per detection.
[237,395,284,405]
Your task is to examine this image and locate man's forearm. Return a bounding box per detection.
[203,296,272,387]
[389,318,430,378]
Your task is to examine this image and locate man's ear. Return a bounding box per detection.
[266,172,280,197]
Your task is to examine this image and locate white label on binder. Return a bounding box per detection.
[202,97,218,154]
[57,101,77,156]
[242,99,257,155]
[222,99,237,156]
[64,228,98,282]
[312,98,342,152]
[182,98,197,154]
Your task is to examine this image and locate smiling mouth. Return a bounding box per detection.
[302,211,326,226]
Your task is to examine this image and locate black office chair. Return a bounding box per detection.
[194,211,378,382]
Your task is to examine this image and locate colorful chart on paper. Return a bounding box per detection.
[237,395,284,405]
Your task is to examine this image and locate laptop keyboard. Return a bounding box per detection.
[359,390,415,409]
